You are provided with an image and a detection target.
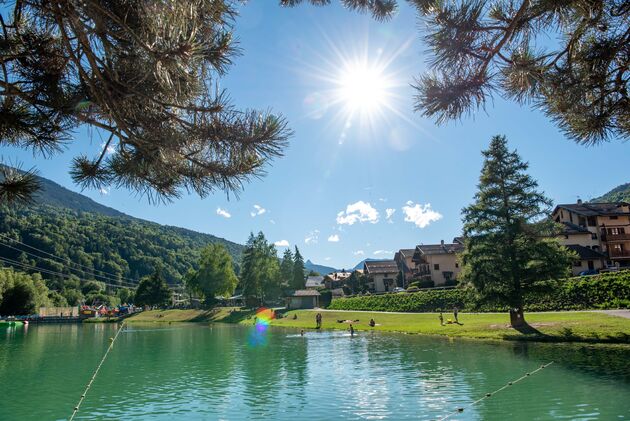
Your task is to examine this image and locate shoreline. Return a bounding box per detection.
[124,308,630,345]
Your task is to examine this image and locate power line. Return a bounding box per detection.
[0,256,135,289]
[0,237,139,286]
[0,232,140,284]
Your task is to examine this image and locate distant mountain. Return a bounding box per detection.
[591,182,630,203]
[0,170,244,285]
[353,258,381,271]
[304,260,338,276]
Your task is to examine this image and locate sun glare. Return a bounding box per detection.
[337,62,390,113]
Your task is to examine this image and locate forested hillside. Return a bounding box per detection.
[0,204,243,287]
[591,183,630,203]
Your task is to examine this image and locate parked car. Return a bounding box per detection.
[406,286,420,293]
[578,270,598,276]
[393,287,406,293]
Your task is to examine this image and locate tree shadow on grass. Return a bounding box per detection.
[211,308,255,324]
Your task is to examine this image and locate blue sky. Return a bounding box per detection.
[3,2,628,269]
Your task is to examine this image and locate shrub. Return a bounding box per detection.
[418,279,435,289]
[329,271,630,313]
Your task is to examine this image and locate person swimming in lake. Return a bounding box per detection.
[300,329,305,336]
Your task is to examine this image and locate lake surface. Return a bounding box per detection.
[1,322,629,420]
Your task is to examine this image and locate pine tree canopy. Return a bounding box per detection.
[409,0,629,145]
[279,0,397,21]
[0,1,291,204]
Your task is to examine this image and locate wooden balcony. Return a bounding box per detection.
[609,249,630,259]
[602,233,630,242]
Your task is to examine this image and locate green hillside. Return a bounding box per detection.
[0,170,244,287]
[591,183,630,203]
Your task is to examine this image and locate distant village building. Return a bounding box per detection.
[552,201,630,269]
[323,271,352,290]
[556,221,606,274]
[286,290,320,309]
[305,275,325,290]
[364,260,399,292]
[394,249,415,287]
[411,238,464,286]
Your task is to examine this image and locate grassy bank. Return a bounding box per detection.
[125,308,630,344]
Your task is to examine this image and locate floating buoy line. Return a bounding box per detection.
[436,361,554,421]
[69,322,126,421]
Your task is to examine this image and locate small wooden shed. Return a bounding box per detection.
[286,290,320,310]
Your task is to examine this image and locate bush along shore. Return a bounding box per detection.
[328,272,630,313]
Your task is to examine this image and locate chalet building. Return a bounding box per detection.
[323,271,352,290]
[364,260,399,293]
[305,275,325,290]
[552,201,630,268]
[394,249,416,287]
[411,238,464,286]
[557,222,606,275]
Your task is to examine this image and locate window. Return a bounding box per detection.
[578,216,586,227]
[608,227,626,235]
[573,260,582,267]
[593,245,600,251]
[569,213,574,223]
[587,216,597,226]
[610,216,618,220]
[433,264,440,271]
[564,235,569,239]
[455,262,459,268]
[591,233,598,240]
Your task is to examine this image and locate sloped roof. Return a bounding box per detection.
[415,242,464,256]
[560,222,591,235]
[364,260,399,274]
[305,276,325,288]
[293,289,321,297]
[555,202,630,217]
[398,249,416,258]
[565,244,607,260]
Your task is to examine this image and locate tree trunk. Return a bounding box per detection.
[509,306,526,328]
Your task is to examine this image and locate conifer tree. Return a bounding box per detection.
[239,232,280,306]
[291,246,306,290]
[134,264,172,307]
[460,135,574,328]
[280,248,294,287]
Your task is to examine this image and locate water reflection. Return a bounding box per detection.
[1,324,629,420]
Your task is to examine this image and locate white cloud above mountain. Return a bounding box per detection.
[336,201,379,225]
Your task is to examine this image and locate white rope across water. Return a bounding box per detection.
[437,361,554,421]
[69,322,126,421]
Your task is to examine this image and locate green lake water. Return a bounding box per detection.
[1,322,629,420]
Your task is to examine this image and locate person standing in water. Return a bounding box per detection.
[349,324,355,336]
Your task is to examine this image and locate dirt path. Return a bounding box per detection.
[593,310,630,319]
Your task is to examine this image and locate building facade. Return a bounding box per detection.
[411,238,464,286]
[552,201,630,268]
[364,260,399,293]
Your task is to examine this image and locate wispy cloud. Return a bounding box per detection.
[305,230,319,245]
[274,240,289,247]
[385,208,396,223]
[336,201,379,225]
[353,250,365,256]
[402,201,442,228]
[373,250,393,256]
[327,234,340,242]
[216,207,231,218]
[98,187,109,195]
[324,257,332,261]
[270,219,276,225]
[250,204,266,217]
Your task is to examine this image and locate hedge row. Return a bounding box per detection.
[327,271,630,313]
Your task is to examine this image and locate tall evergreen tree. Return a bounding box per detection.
[461,135,574,328]
[279,248,294,287]
[134,265,172,307]
[291,246,306,290]
[239,232,280,306]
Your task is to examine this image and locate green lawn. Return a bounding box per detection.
[268,310,630,343]
[125,308,630,344]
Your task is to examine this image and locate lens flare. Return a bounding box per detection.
[248,307,275,348]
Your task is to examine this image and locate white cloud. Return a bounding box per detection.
[270,219,276,225]
[98,187,109,195]
[378,198,388,202]
[100,140,116,155]
[385,208,396,223]
[324,257,332,261]
[374,250,393,255]
[402,201,443,228]
[250,204,266,217]
[336,201,379,225]
[274,240,289,247]
[353,250,365,256]
[327,234,340,242]
[305,230,319,245]
[216,207,231,218]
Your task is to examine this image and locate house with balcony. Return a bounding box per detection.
[411,238,464,286]
[556,221,607,275]
[394,249,416,287]
[363,260,399,293]
[552,200,630,269]
[323,271,352,290]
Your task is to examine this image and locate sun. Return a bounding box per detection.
[336,61,391,113]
